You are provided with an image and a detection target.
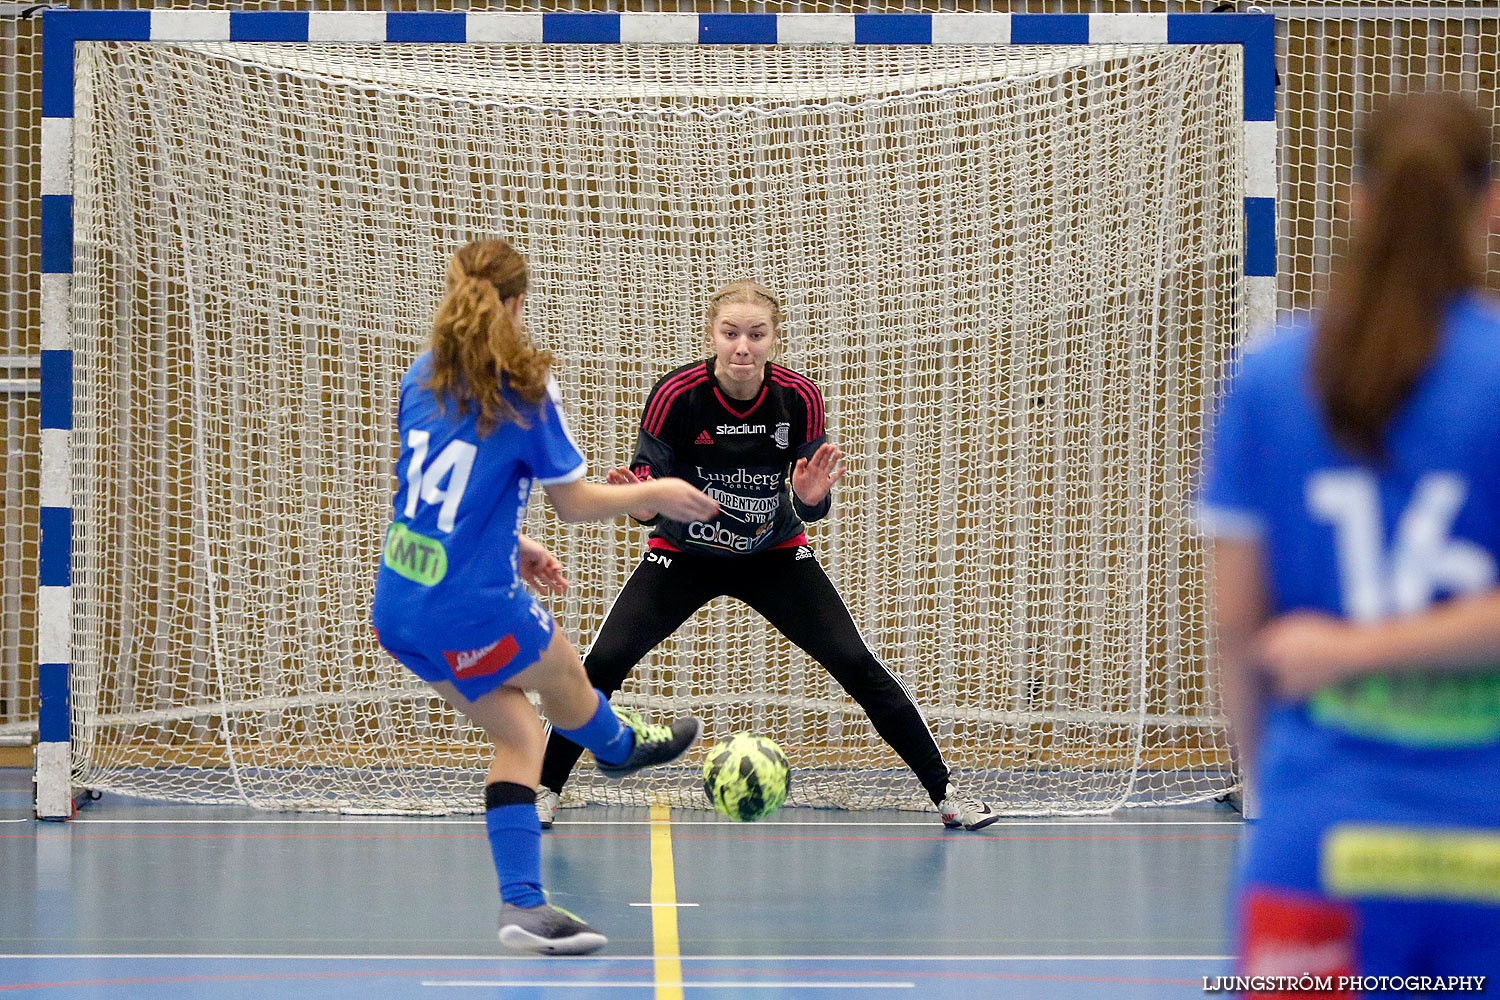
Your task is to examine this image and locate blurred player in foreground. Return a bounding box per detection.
[1199,92,1500,994]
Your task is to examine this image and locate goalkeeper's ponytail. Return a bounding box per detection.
[1315,92,1491,461]
[427,239,553,437]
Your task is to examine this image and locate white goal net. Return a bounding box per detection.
[69,39,1243,814]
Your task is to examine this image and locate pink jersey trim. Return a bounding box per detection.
[647,532,807,554]
[713,384,768,419]
[769,368,824,440]
[643,366,709,436]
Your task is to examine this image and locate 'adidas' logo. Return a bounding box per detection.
[695,430,714,445]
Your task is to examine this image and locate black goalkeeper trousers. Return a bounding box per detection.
[539,542,951,804]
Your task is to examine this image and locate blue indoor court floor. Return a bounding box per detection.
[1,770,1243,998]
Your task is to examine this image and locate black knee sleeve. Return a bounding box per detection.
[484,781,536,810]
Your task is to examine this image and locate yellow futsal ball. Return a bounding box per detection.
[701,733,790,821]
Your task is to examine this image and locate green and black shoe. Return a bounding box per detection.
[595,707,702,780]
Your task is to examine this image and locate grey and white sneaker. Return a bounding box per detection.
[595,708,702,780]
[536,787,561,830]
[938,783,1000,831]
[498,901,607,955]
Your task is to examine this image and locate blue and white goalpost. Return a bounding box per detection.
[37,9,1275,819]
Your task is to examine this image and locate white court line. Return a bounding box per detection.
[0,954,1236,962]
[423,981,913,989]
[64,817,1242,827]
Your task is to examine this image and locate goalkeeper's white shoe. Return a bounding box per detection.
[938,783,1000,831]
[536,787,560,830]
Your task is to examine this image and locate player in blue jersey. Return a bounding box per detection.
[370,238,720,955]
[534,280,999,831]
[1199,93,1500,994]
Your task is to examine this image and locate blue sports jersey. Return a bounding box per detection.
[370,352,585,645]
[1200,293,1500,621]
[1200,292,1500,749]
[1203,295,1500,985]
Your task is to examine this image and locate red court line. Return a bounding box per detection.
[0,967,652,993]
[879,971,1202,987]
[1,832,494,840]
[0,831,1237,842]
[0,965,1212,992]
[665,833,1239,843]
[708,967,1206,987]
[588,967,1206,987]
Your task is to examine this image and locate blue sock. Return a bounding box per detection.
[554,690,635,766]
[484,783,545,909]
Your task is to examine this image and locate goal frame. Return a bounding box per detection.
[34,7,1276,819]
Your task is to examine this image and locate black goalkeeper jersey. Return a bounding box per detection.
[629,359,831,556]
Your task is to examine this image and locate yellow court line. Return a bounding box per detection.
[648,803,684,1000]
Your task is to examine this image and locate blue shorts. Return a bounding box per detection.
[1233,705,1500,991]
[373,587,555,703]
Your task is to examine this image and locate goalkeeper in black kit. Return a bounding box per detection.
[536,280,998,831]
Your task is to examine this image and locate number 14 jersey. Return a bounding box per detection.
[371,351,585,639]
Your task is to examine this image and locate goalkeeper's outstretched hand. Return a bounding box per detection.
[791,443,846,508]
[607,466,656,523]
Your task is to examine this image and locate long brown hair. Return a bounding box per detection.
[1315,92,1491,460]
[426,239,553,436]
